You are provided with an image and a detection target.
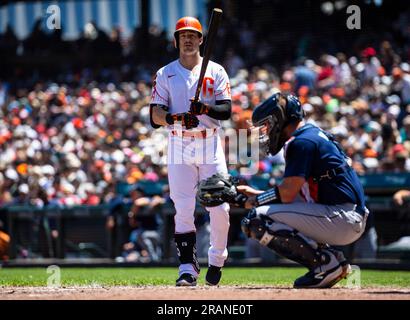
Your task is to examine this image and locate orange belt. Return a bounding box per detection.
[170,128,217,139]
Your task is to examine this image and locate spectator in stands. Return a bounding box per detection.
[224,48,245,77]
[400,115,410,141]
[359,47,380,83]
[390,67,410,106]
[293,57,317,92]
[334,52,352,87]
[119,185,165,262]
[317,54,337,90]
[393,189,410,206]
[380,41,400,74]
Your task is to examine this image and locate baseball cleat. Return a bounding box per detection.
[325,262,352,288]
[327,247,352,282]
[176,273,197,287]
[293,250,345,289]
[205,265,222,286]
[293,264,344,289]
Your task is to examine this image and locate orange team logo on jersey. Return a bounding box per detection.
[225,82,231,95]
[202,77,214,98]
[215,82,231,98]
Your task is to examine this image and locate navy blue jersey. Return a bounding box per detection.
[284,124,366,210]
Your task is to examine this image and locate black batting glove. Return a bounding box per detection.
[166,112,199,129]
[189,99,209,115]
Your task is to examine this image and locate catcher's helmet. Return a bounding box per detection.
[251,93,304,155]
[174,16,203,38]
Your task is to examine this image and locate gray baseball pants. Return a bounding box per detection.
[255,202,369,246]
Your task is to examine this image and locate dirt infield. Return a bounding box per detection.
[1,285,409,300]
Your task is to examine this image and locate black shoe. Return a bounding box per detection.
[327,247,352,280]
[205,265,222,286]
[293,250,343,289]
[176,273,197,287]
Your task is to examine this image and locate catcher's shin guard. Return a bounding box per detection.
[174,232,200,274]
[241,209,329,270]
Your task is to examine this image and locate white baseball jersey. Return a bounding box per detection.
[151,58,231,274]
[150,59,231,130]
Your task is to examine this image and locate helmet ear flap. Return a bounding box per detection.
[285,94,304,122]
[174,34,179,49]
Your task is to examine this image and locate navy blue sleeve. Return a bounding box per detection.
[284,138,316,178]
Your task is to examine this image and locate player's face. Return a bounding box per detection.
[178,30,202,55]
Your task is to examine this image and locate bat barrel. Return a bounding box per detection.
[193,8,223,102]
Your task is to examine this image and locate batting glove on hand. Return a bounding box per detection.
[189,99,209,115]
[168,112,199,129]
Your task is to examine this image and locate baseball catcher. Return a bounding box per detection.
[197,92,369,288]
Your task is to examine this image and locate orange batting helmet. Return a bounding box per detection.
[174,16,203,38]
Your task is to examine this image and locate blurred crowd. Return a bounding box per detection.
[229,46,410,179]
[0,79,169,208]
[1,43,410,209]
[0,4,409,215]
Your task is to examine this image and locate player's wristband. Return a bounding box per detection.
[207,101,231,120]
[255,186,282,206]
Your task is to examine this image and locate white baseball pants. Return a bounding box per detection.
[167,133,230,275]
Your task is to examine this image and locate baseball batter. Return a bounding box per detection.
[150,16,232,286]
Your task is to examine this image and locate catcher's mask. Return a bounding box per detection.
[249,93,304,155]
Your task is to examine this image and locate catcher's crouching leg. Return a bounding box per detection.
[241,209,345,288]
[241,209,325,269]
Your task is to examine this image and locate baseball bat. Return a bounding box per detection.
[193,8,223,103]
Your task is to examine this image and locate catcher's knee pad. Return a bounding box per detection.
[241,210,328,270]
[174,232,200,273]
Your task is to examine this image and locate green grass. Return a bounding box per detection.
[0,267,409,288]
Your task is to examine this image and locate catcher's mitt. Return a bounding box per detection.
[197,173,247,207]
